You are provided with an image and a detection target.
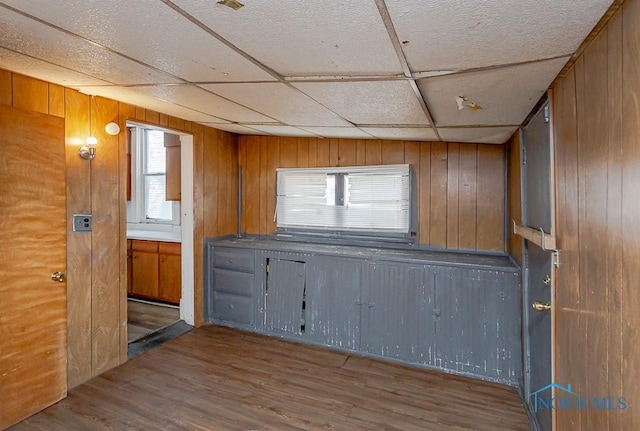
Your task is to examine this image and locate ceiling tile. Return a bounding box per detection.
[438,127,518,144]
[172,0,402,76]
[76,86,230,124]
[360,127,438,141]
[293,81,429,125]
[298,127,374,139]
[200,83,350,127]
[107,84,276,123]
[246,125,319,137]
[419,58,569,127]
[1,0,276,83]
[0,47,110,86]
[0,7,180,85]
[387,0,613,71]
[199,123,263,135]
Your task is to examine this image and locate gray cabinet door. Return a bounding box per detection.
[265,259,306,335]
[305,257,362,350]
[432,266,521,384]
[361,263,431,362]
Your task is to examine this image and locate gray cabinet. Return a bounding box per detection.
[209,247,257,329]
[205,238,521,386]
[265,258,306,335]
[361,263,432,363]
[305,257,362,350]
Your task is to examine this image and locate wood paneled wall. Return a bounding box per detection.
[238,136,506,252]
[507,133,523,264]
[553,0,637,429]
[0,70,238,388]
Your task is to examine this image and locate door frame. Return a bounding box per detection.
[519,91,558,430]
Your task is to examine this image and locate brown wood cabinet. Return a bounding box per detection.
[130,239,181,305]
[165,133,181,201]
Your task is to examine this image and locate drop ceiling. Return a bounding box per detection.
[0,0,613,143]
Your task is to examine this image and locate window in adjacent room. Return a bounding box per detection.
[276,164,411,235]
[127,125,181,228]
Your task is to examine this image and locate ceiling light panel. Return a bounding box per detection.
[419,57,569,127]
[0,7,181,85]
[76,85,230,124]
[298,127,374,139]
[0,47,110,86]
[171,0,402,76]
[387,0,613,71]
[360,127,438,141]
[293,80,429,125]
[438,127,518,144]
[200,83,351,127]
[0,0,276,83]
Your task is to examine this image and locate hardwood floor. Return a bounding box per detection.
[127,299,180,343]
[12,326,529,430]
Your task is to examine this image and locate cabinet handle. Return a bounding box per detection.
[367,302,375,309]
[229,304,235,310]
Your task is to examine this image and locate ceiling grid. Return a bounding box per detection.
[0,0,615,143]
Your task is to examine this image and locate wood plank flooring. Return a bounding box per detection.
[127,299,180,343]
[12,326,529,430]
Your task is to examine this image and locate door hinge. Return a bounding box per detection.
[552,250,560,268]
[543,105,550,123]
[522,145,527,166]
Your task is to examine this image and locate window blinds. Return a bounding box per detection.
[276,164,411,234]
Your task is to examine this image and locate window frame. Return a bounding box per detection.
[275,164,413,238]
[128,125,181,227]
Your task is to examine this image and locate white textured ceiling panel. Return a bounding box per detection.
[1,0,275,83]
[298,127,374,139]
[438,127,518,145]
[387,0,614,71]
[172,0,402,76]
[116,85,276,124]
[247,125,319,137]
[200,123,264,135]
[76,86,230,124]
[419,58,569,127]
[0,47,110,86]
[293,81,429,125]
[0,7,180,85]
[200,83,351,127]
[361,127,439,141]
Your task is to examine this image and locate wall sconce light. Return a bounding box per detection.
[79,136,97,160]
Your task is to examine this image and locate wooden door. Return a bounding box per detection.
[0,105,67,428]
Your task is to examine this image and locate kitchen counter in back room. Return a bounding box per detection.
[204,235,522,387]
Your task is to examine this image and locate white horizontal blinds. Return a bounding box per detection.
[276,164,411,233]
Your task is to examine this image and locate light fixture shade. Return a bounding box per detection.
[105,122,120,136]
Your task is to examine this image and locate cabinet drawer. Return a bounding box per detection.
[213,292,254,326]
[213,248,254,272]
[213,268,254,297]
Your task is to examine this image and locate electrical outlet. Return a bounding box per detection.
[73,214,93,232]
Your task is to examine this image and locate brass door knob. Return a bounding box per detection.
[51,271,65,282]
[532,301,551,312]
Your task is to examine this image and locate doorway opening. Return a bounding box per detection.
[125,122,194,354]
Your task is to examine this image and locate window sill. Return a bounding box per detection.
[127,229,181,243]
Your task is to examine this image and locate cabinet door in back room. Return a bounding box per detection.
[265,259,306,336]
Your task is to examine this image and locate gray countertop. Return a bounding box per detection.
[207,235,519,272]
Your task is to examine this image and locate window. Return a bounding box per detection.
[127,125,181,227]
[276,164,411,235]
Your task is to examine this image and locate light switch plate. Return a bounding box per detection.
[73,214,93,232]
